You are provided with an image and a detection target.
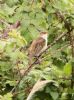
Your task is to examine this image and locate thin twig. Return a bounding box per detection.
[58,77,71,80]
[39,31,72,57]
[0,19,10,27]
[41,43,70,61]
[55,11,74,89]
[16,60,22,79]
[12,90,25,97]
[0,21,20,38]
[11,31,71,93]
[11,10,74,93]
[12,76,71,97]
[30,0,34,7]
[12,43,70,95]
[41,0,45,6]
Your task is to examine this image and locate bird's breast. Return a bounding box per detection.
[40,41,47,53]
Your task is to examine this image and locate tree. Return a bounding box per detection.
[0,0,74,100]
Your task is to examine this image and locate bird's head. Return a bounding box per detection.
[40,32,48,35]
[40,32,48,40]
[40,32,48,39]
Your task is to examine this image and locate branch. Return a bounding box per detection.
[0,20,20,38]
[11,10,74,93]
[39,30,72,57]
[12,90,25,97]
[0,19,10,27]
[31,0,34,6]
[12,76,71,97]
[41,0,45,6]
[55,11,74,89]
[41,43,70,62]
[16,60,22,79]
[11,31,71,93]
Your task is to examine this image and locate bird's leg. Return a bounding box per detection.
[34,56,41,64]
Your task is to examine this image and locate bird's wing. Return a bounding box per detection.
[28,37,45,56]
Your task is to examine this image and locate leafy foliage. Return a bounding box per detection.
[0,0,74,100]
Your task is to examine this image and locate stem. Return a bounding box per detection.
[68,32,74,89]
[55,11,74,89]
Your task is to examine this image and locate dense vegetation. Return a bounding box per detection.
[0,0,74,100]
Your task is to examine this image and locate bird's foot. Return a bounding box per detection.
[34,56,41,65]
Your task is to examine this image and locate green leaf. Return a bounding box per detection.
[50,92,59,100]
[6,80,16,86]
[0,61,11,71]
[2,4,16,15]
[3,93,13,100]
[63,62,72,76]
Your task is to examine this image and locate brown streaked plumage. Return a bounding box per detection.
[28,32,48,65]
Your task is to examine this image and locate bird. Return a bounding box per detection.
[28,32,48,65]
